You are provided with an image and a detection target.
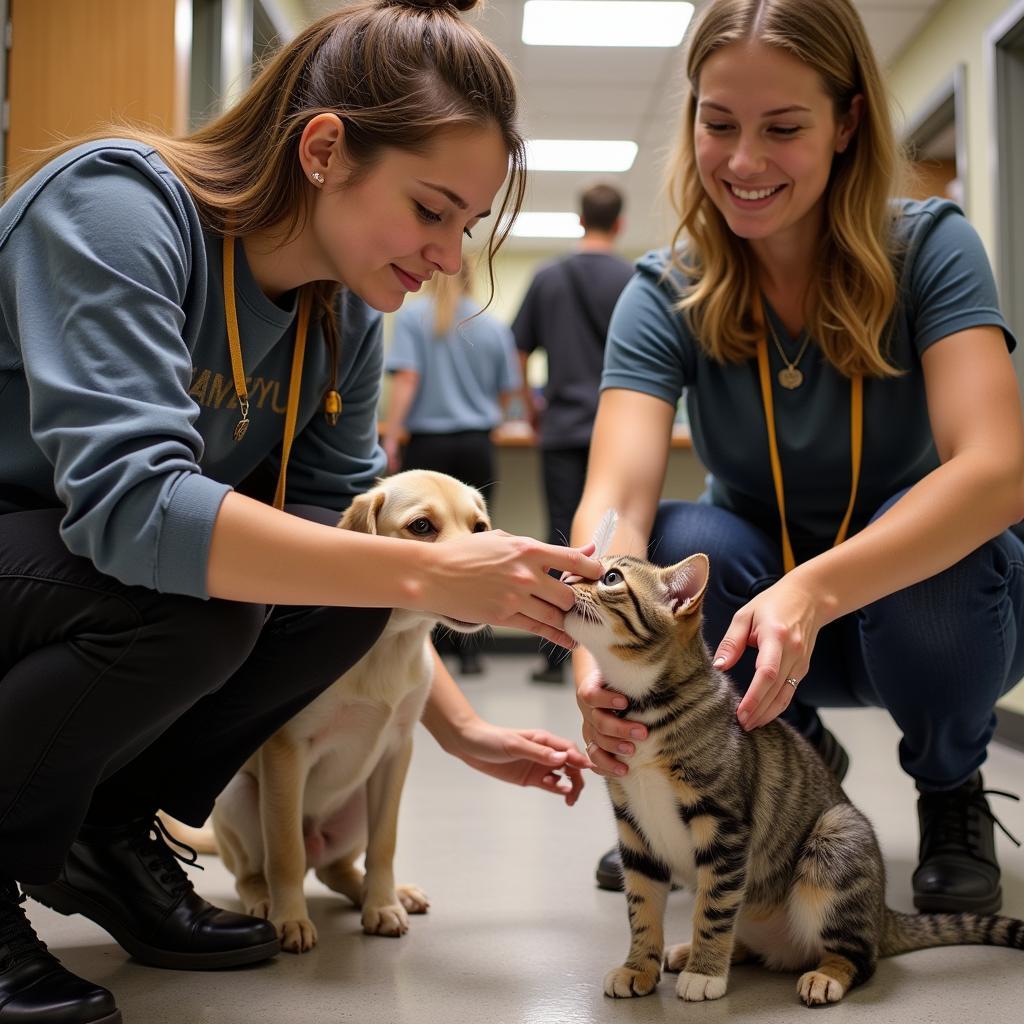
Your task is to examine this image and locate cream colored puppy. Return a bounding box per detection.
[212,470,489,953]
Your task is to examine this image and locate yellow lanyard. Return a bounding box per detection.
[753,295,863,573]
[223,235,312,511]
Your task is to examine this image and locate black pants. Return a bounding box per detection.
[539,446,590,668]
[0,508,388,884]
[401,430,495,665]
[401,430,496,504]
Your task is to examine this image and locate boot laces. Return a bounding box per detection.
[132,817,204,897]
[921,785,1021,862]
[0,887,49,966]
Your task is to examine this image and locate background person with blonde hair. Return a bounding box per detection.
[0,2,600,1021]
[383,262,522,673]
[573,0,1024,913]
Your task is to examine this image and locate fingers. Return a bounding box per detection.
[545,764,585,805]
[542,542,602,582]
[523,730,593,771]
[577,675,629,713]
[737,636,808,731]
[585,739,629,779]
[713,607,753,671]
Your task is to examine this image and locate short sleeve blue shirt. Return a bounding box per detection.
[602,199,1016,562]
[386,296,520,434]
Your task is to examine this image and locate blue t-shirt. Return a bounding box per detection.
[0,140,387,597]
[386,296,520,434]
[602,199,1016,562]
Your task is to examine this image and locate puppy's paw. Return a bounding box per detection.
[663,942,690,973]
[244,897,271,920]
[603,965,659,998]
[676,971,727,1001]
[276,917,318,953]
[797,970,846,1006]
[362,902,410,937]
[396,884,429,914]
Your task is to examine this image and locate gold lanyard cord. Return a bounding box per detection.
[223,237,250,440]
[273,289,312,511]
[753,296,863,573]
[223,234,311,511]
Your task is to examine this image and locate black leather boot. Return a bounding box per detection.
[913,773,1021,915]
[23,818,279,970]
[0,877,120,1023]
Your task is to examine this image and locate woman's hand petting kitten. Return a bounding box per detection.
[712,572,830,731]
[576,666,648,778]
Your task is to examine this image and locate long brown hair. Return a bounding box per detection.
[6,0,526,381]
[666,0,906,377]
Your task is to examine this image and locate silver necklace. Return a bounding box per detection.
[767,317,811,389]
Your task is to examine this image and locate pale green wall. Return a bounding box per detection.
[888,0,1024,713]
[886,0,1019,261]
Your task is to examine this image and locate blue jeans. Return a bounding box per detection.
[651,496,1024,792]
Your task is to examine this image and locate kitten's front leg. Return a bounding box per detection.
[676,814,749,1002]
[604,820,670,998]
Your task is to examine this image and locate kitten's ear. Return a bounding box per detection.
[661,553,710,617]
[340,488,387,535]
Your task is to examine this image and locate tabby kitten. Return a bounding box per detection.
[565,553,1023,1006]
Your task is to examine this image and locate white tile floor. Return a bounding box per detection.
[25,654,1024,1024]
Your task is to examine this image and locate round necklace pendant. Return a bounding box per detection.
[778,366,804,390]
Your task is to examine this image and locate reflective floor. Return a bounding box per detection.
[25,654,1024,1024]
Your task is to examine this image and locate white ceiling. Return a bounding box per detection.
[301,0,946,254]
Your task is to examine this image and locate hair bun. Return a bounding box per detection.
[382,0,481,13]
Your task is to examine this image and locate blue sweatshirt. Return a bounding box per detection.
[0,140,387,597]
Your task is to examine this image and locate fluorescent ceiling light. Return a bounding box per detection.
[511,212,585,239]
[527,139,638,172]
[522,1,694,47]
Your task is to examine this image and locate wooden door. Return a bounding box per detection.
[5,0,188,177]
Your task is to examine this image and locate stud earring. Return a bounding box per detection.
[311,172,325,184]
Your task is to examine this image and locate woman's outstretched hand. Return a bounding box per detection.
[451,721,591,805]
[575,666,648,779]
[712,573,830,731]
[424,533,603,647]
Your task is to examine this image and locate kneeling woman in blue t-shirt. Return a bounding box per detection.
[573,0,1024,917]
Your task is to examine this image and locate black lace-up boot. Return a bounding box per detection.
[913,772,1021,915]
[23,818,279,970]
[0,877,120,1023]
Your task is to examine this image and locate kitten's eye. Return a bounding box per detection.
[408,517,435,536]
[473,522,488,533]
[600,569,624,586]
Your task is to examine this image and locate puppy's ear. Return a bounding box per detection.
[340,489,387,535]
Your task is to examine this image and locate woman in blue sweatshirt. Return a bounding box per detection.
[0,3,600,1021]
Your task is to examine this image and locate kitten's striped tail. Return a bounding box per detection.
[880,907,1024,956]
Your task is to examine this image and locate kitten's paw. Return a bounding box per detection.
[676,971,727,1001]
[797,970,846,1005]
[663,942,690,973]
[277,917,318,953]
[603,966,659,998]
[362,902,410,937]
[397,884,430,914]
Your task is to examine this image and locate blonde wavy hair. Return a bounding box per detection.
[430,261,475,337]
[667,0,906,377]
[4,0,525,394]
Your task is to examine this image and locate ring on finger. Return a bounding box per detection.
[785,676,799,690]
